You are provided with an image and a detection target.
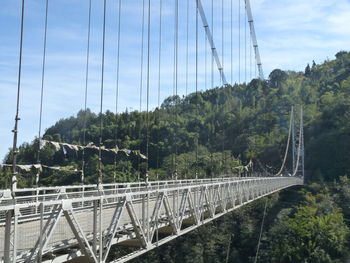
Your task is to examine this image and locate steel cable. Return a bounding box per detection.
[245,0,247,83]
[156,0,163,180]
[36,0,49,186]
[230,0,233,84]
[186,0,189,96]
[98,0,107,186]
[145,0,151,181]
[114,0,122,182]
[174,0,179,179]
[37,0,49,155]
[250,25,252,80]
[275,107,294,176]
[205,18,207,91]
[222,0,224,86]
[11,0,26,191]
[81,0,92,184]
[238,0,241,84]
[254,198,268,263]
[292,108,303,176]
[196,0,199,179]
[211,0,214,89]
[138,0,146,181]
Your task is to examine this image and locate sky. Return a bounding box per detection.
[1,0,350,162]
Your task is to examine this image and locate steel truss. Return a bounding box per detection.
[0,176,302,263]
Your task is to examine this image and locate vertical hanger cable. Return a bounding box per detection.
[195,0,199,179]
[36,0,49,186]
[145,0,151,182]
[138,0,146,181]
[238,0,241,84]
[221,0,224,86]
[11,0,26,191]
[81,0,92,184]
[156,0,163,180]
[98,0,107,186]
[114,0,122,182]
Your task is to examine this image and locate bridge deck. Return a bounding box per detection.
[0,176,303,262]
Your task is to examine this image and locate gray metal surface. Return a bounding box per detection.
[244,0,264,79]
[0,176,303,263]
[197,0,228,85]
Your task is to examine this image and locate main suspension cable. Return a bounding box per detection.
[292,107,303,176]
[11,0,26,191]
[275,107,293,176]
[98,0,107,187]
[81,0,92,184]
[250,25,252,80]
[36,0,49,186]
[114,0,122,182]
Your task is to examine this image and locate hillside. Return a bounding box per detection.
[1,51,350,262]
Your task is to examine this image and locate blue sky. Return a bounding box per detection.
[1,0,350,162]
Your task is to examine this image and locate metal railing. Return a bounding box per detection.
[0,175,303,263]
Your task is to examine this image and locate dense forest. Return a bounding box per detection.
[1,51,350,262]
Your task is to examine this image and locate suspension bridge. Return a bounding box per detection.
[1,0,304,262]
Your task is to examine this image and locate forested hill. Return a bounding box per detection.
[1,52,350,262]
[3,51,350,187]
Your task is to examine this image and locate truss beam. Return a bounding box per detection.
[0,176,302,263]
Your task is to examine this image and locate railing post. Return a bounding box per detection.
[92,199,98,255]
[142,190,146,236]
[3,206,18,263]
[145,174,150,244]
[38,203,44,263]
[4,209,13,263]
[99,196,103,261]
[12,207,18,263]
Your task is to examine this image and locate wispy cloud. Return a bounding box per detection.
[253,0,350,73]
